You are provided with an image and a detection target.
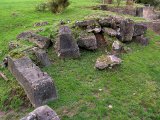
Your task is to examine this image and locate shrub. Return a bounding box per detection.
[35,2,48,12]
[48,0,70,13]
[36,0,70,13]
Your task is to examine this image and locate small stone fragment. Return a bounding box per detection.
[103,28,118,37]
[133,35,149,46]
[21,105,60,120]
[134,23,147,36]
[34,21,49,27]
[17,31,52,49]
[95,55,122,70]
[34,49,51,67]
[112,40,124,55]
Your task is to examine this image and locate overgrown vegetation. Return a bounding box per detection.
[36,0,70,13]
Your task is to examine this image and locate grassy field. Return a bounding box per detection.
[1,0,160,120]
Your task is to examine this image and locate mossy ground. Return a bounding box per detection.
[0,0,160,120]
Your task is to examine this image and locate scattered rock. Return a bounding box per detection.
[75,20,97,28]
[34,49,51,67]
[112,40,124,55]
[34,21,49,27]
[99,16,123,29]
[103,28,117,37]
[77,33,97,50]
[134,23,147,36]
[17,31,34,40]
[95,55,122,70]
[8,56,57,107]
[55,26,80,59]
[133,35,149,46]
[17,31,52,49]
[86,22,101,33]
[21,105,60,120]
[118,19,134,42]
[75,20,101,33]
[99,17,114,28]
[8,41,20,51]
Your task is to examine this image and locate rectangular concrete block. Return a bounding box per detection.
[8,56,57,107]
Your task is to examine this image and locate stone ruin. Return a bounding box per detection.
[74,15,149,69]
[8,56,57,107]
[21,105,60,120]
[76,16,148,45]
[98,4,160,35]
[4,12,152,118]
[6,15,149,110]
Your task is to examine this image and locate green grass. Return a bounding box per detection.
[1,0,160,120]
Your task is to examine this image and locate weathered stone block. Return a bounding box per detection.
[8,56,57,107]
[21,105,60,120]
[17,31,52,49]
[134,23,147,36]
[112,40,124,55]
[133,35,149,46]
[103,28,118,37]
[77,33,97,50]
[118,19,134,42]
[56,26,80,59]
[75,20,97,28]
[95,55,122,70]
[34,49,51,67]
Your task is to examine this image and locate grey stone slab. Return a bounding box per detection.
[55,26,80,59]
[8,56,57,107]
